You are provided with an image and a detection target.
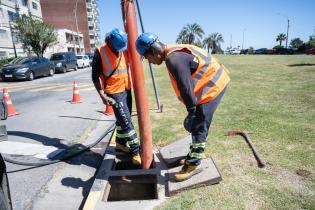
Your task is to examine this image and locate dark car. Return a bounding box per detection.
[254,48,269,54]
[305,48,315,55]
[50,52,77,73]
[274,48,294,55]
[240,49,248,55]
[1,56,55,81]
[267,49,276,54]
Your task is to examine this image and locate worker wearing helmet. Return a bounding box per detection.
[92,28,141,166]
[136,33,230,181]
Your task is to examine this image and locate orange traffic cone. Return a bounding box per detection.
[104,104,114,115]
[2,88,19,117]
[71,81,82,103]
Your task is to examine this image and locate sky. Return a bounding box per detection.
[99,0,315,50]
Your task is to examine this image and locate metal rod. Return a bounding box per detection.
[135,0,161,112]
[121,0,153,169]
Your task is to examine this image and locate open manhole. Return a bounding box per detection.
[113,154,156,170]
[104,174,158,201]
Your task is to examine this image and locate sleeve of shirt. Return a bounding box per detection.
[91,49,103,83]
[165,51,197,110]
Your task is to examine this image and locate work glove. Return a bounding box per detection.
[101,95,116,106]
[183,106,196,133]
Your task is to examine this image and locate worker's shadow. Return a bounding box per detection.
[61,176,95,209]
[61,149,104,209]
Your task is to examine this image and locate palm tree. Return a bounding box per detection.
[203,33,224,53]
[276,33,287,46]
[176,23,205,45]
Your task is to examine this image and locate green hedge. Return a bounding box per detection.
[0,57,17,68]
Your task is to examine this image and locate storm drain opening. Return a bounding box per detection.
[113,154,156,170]
[104,174,158,201]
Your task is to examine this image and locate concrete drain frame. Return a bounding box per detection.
[83,135,222,210]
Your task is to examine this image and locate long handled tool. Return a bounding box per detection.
[228,130,267,168]
[134,0,163,112]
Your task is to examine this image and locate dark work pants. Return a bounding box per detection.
[108,90,139,155]
[187,87,227,165]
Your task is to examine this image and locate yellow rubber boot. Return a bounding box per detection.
[131,153,141,166]
[115,143,130,153]
[174,164,203,182]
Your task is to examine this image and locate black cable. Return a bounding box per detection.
[5,123,115,173]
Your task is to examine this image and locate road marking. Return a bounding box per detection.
[0,141,65,159]
[28,84,71,92]
[0,83,95,92]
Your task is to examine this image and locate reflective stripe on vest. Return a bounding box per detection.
[97,43,131,94]
[100,46,123,77]
[168,46,212,87]
[166,44,230,104]
[197,67,223,101]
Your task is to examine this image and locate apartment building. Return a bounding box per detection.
[0,0,42,58]
[40,0,100,54]
[45,28,84,57]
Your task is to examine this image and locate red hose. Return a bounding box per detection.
[121,0,153,169]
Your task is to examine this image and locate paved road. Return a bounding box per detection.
[0,67,115,210]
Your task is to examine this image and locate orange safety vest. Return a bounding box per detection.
[165,44,230,105]
[97,43,131,94]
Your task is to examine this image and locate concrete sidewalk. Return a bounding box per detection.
[31,115,115,210]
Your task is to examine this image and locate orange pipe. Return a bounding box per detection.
[121,0,153,169]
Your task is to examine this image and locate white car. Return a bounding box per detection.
[76,55,90,68]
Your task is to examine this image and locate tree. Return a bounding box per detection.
[290,38,303,49]
[306,35,315,48]
[276,33,287,47]
[15,15,57,56]
[176,23,204,45]
[248,46,254,54]
[203,33,224,54]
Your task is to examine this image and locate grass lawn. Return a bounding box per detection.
[133,55,315,210]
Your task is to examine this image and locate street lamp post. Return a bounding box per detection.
[242,28,246,50]
[74,0,81,54]
[278,13,290,48]
[285,19,290,48]
[8,21,17,58]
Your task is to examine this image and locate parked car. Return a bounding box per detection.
[274,47,294,55]
[50,52,77,73]
[86,53,94,65]
[240,49,248,54]
[254,48,269,54]
[230,48,241,55]
[267,49,276,54]
[76,55,90,68]
[305,48,315,55]
[1,56,55,81]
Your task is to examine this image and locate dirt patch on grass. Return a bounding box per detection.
[295,169,312,179]
[245,191,266,210]
[273,168,307,193]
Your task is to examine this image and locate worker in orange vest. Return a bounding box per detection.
[136,33,230,181]
[92,28,141,166]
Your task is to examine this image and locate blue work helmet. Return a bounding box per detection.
[136,33,158,56]
[107,28,128,51]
